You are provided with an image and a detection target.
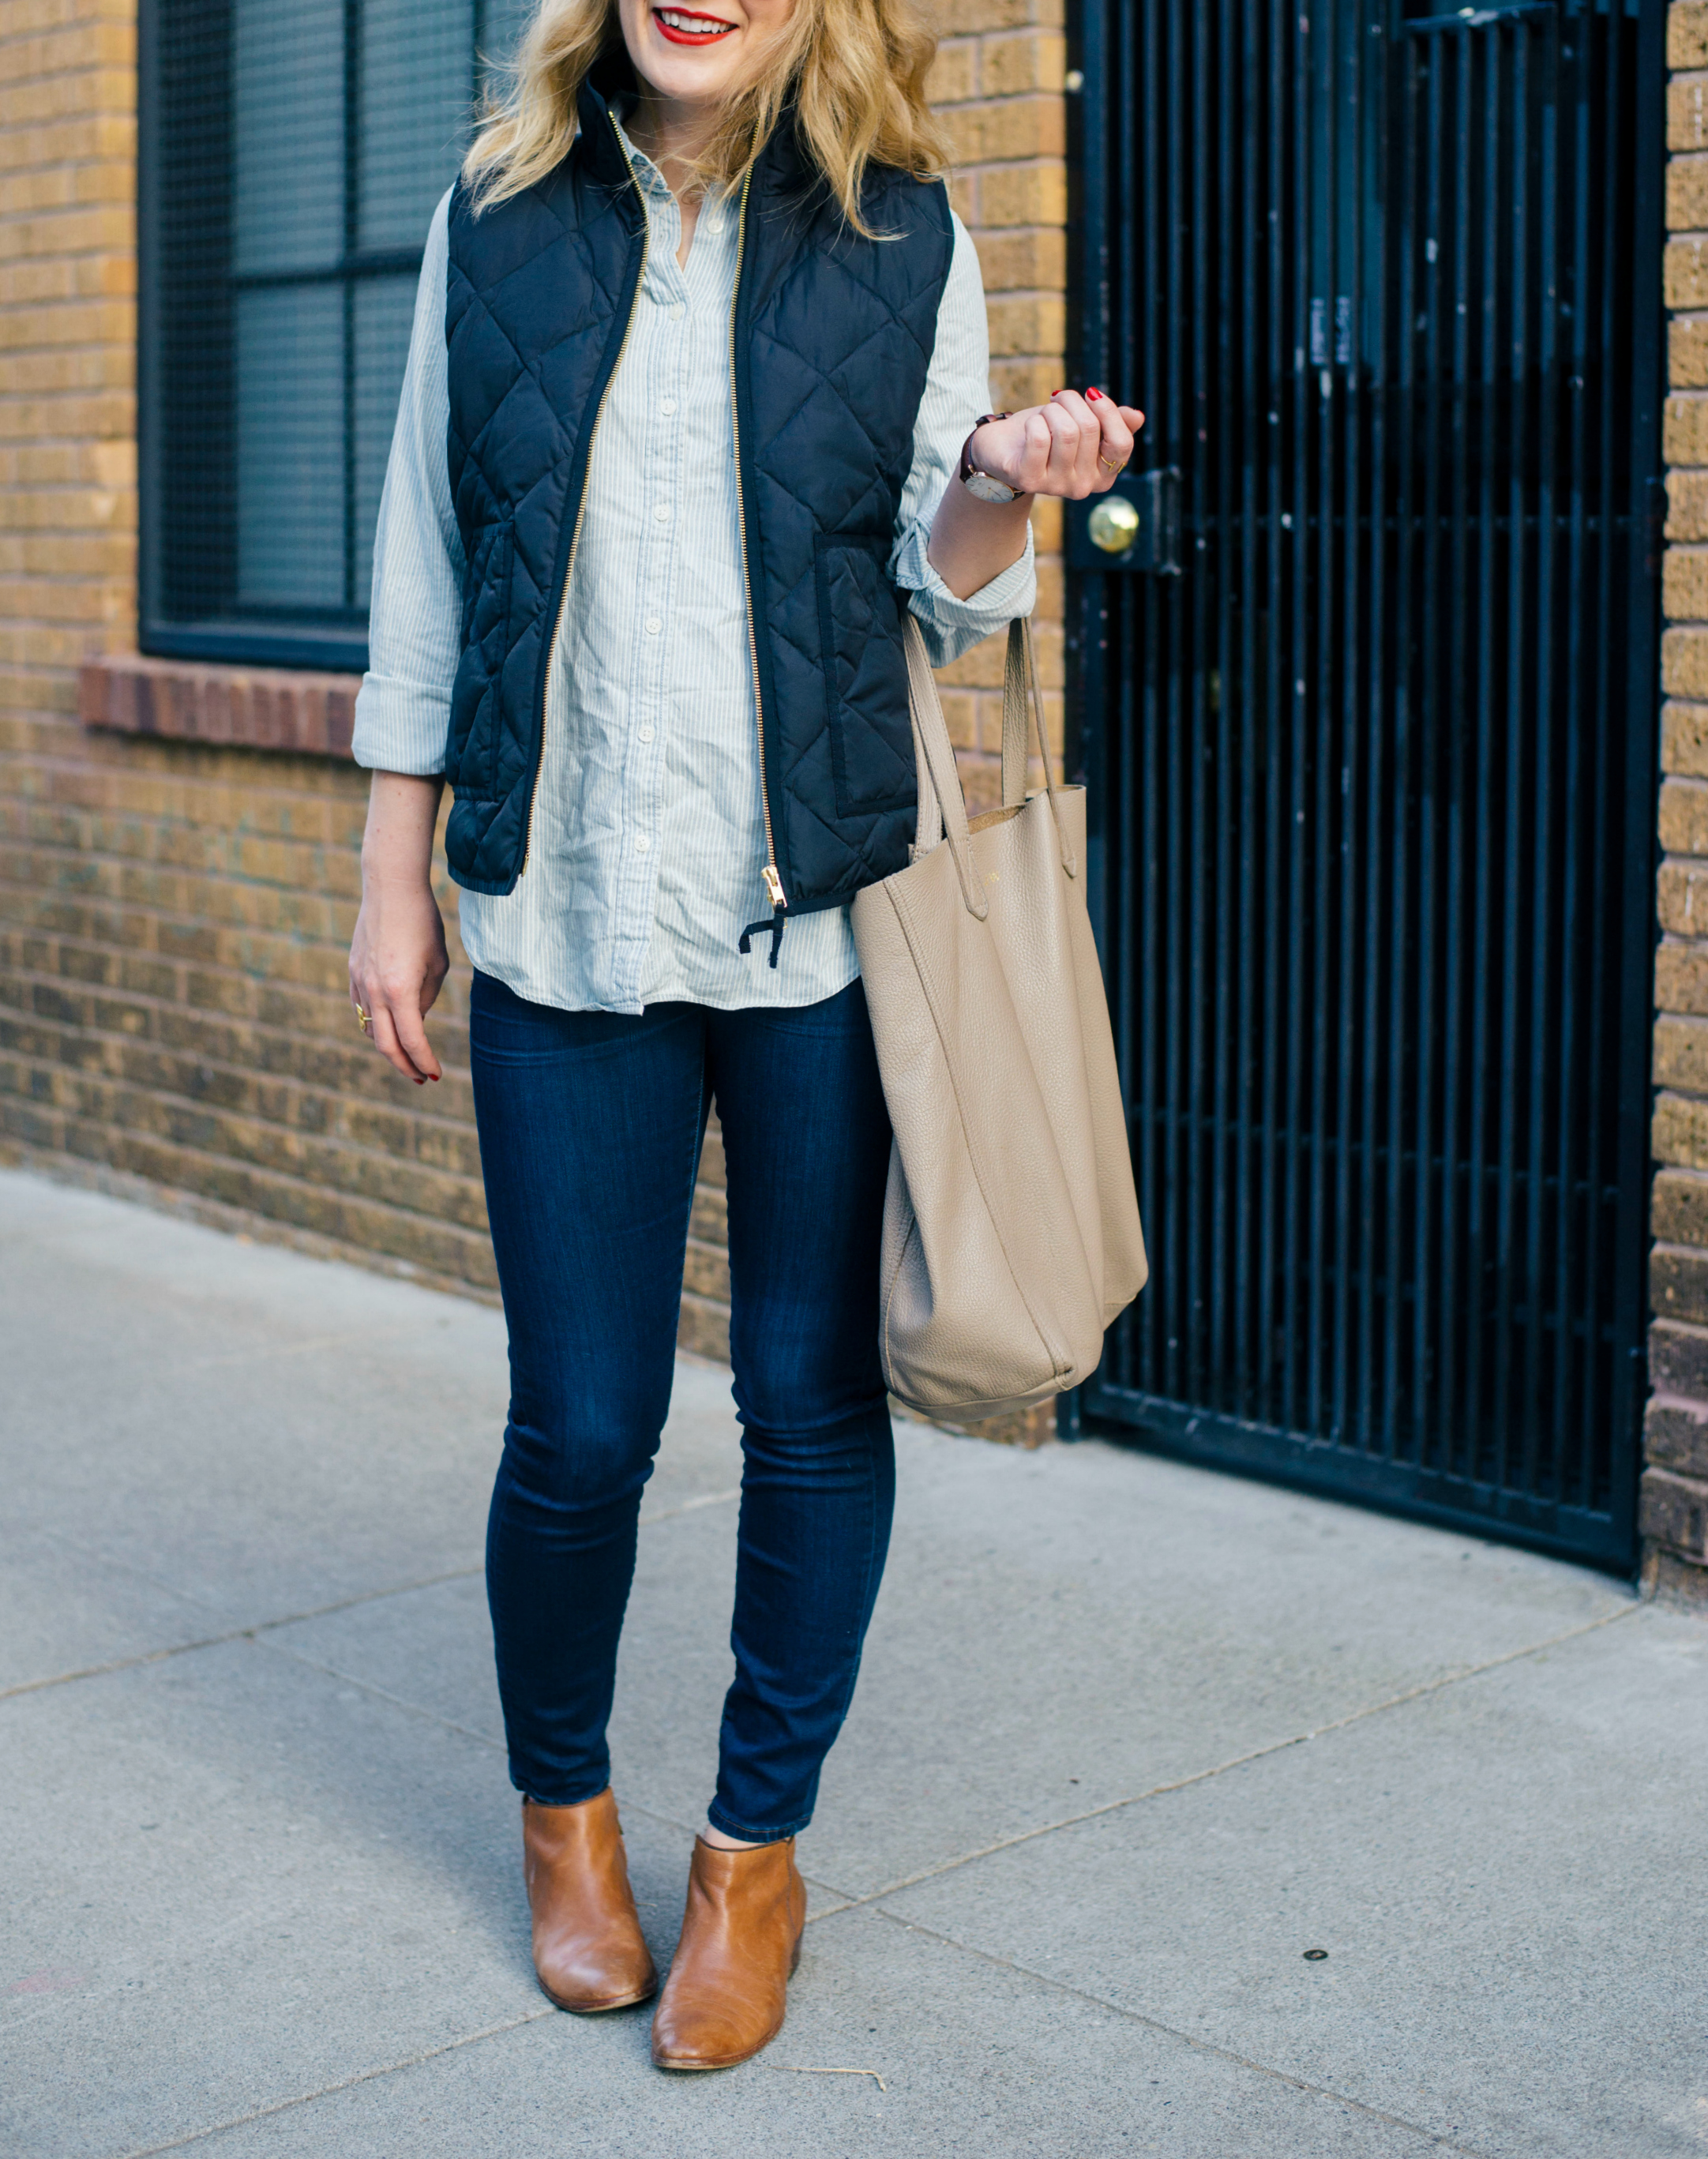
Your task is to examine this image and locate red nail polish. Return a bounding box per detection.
[1051,387,1064,396]
[1087,386,1103,401]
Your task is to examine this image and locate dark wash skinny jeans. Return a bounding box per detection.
[469,968,895,1844]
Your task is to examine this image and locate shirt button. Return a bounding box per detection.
[639,725,655,742]
[634,834,651,854]
[660,397,678,417]
[654,502,672,522]
[669,302,685,321]
[706,219,723,235]
[644,617,662,635]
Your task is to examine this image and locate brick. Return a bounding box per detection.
[1646,1392,1708,1478]
[1663,622,1708,697]
[985,291,1067,357]
[979,31,1064,96]
[1670,149,1708,231]
[944,95,1064,165]
[1639,1464,1708,1562]
[1671,72,1708,151]
[1657,854,1708,935]
[1654,1012,1708,1092]
[1668,235,1708,311]
[1672,4,1708,70]
[1672,313,1708,388]
[978,161,1068,228]
[973,225,1066,294]
[924,39,977,104]
[1669,456,1708,531]
[1656,936,1708,1014]
[1650,1316,1708,1402]
[1654,1089,1708,1167]
[1654,1165,1708,1248]
[1652,1238,1708,1324]
[1661,775,1708,854]
[1665,543,1708,620]
[1665,389,1708,466]
[1663,701,1708,775]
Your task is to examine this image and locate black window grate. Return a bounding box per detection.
[140,0,534,670]
[1067,0,1664,1568]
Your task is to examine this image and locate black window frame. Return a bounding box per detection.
[137,0,500,674]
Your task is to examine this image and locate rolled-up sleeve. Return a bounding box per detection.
[351,189,464,776]
[890,209,1037,670]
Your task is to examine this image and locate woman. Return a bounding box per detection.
[347,0,1142,2073]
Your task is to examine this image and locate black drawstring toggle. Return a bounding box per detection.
[738,908,786,969]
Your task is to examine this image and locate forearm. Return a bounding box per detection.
[925,482,1033,601]
[362,770,444,892]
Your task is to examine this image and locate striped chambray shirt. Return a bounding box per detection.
[352,119,1035,1015]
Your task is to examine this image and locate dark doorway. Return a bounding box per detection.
[1065,0,1665,1568]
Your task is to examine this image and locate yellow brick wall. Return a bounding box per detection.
[0,0,1065,1425]
[1647,1,1708,1591]
[929,0,1068,804]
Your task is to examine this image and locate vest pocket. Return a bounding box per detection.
[816,535,917,818]
[448,516,515,801]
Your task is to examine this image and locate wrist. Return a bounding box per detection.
[959,415,1024,505]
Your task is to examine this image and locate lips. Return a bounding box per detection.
[652,6,738,41]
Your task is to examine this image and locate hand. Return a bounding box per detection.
[348,773,449,1084]
[970,388,1144,502]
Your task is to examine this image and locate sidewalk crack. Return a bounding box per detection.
[807,1600,1640,1921]
[111,2009,557,2158]
[869,1909,1491,2155]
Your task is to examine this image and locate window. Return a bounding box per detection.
[139,0,532,670]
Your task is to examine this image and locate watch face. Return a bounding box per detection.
[963,468,1018,504]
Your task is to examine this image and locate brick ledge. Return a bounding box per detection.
[80,652,361,759]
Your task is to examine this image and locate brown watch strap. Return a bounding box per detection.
[959,413,1009,486]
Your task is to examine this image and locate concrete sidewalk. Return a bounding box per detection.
[1,1167,1702,2159]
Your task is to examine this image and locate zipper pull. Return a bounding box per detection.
[762,862,785,908]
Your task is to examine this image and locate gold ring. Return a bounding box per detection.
[1099,453,1127,473]
[355,1004,371,1035]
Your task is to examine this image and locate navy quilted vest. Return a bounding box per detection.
[442,81,955,920]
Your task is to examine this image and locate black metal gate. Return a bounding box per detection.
[1066,0,1664,1568]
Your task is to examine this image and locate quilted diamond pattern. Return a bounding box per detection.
[441,91,953,911]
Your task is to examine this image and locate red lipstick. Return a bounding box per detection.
[652,6,737,43]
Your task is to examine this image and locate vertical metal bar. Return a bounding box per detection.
[1522,20,1560,1508]
[1575,5,1626,1511]
[1233,0,1265,1419]
[1460,18,1504,1486]
[1258,0,1289,1429]
[1432,21,1474,1484]
[1184,0,1210,1406]
[1331,0,1362,1448]
[1208,0,1237,1414]
[1384,25,1419,1465]
[1608,0,1666,1556]
[1411,32,1445,1470]
[1306,0,1334,1438]
[1551,15,1593,1498]
[1133,0,1160,1399]
[1491,13,1533,1503]
[1357,0,1390,1455]
[1281,0,1311,1433]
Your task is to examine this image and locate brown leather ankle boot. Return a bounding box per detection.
[650,1835,806,2071]
[522,1790,658,2013]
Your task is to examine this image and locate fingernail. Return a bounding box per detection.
[1087,386,1103,401]
[1051,387,1064,396]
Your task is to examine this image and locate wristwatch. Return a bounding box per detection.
[959,414,1020,504]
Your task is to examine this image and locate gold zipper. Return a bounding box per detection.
[519,145,652,880]
[727,168,785,912]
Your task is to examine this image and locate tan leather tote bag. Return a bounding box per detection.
[850,616,1147,1421]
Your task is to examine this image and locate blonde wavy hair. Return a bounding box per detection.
[463,0,950,235]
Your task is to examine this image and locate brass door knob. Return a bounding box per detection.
[1087,496,1141,553]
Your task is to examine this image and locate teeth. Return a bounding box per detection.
[656,8,732,28]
